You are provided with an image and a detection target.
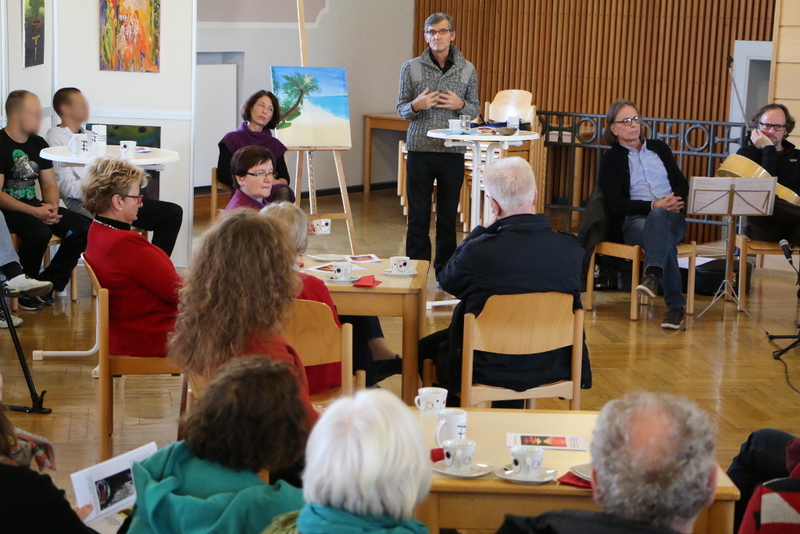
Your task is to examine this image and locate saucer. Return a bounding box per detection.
[569,463,593,482]
[381,269,418,277]
[308,254,347,262]
[432,460,494,479]
[495,464,557,485]
[326,276,361,284]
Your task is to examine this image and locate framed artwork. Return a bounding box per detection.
[88,124,162,197]
[99,0,160,73]
[23,0,45,68]
[271,66,352,148]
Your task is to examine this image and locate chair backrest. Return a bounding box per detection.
[82,255,109,354]
[470,293,576,354]
[485,90,534,124]
[282,299,354,396]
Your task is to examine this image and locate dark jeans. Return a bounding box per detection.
[727,428,795,531]
[339,315,384,387]
[405,151,465,274]
[132,198,183,257]
[3,202,89,291]
[745,197,800,246]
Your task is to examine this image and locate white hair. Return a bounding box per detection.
[259,202,308,254]
[482,157,537,215]
[302,389,431,520]
[591,391,716,529]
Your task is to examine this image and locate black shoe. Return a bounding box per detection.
[636,274,659,298]
[661,307,686,330]
[17,295,44,311]
[374,355,403,383]
[40,290,54,306]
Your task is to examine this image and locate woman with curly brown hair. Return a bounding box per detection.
[169,209,317,421]
[126,357,308,534]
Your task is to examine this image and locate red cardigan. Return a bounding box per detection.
[297,273,342,394]
[84,222,182,357]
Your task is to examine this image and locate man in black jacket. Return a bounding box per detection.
[418,157,591,404]
[598,99,690,330]
[496,391,718,534]
[737,103,800,245]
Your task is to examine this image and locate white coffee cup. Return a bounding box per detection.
[448,119,461,130]
[69,134,89,154]
[92,124,107,147]
[414,387,447,416]
[312,219,331,235]
[119,140,137,157]
[390,256,411,274]
[436,408,467,446]
[510,445,544,480]
[507,115,520,130]
[442,439,476,473]
[329,262,352,281]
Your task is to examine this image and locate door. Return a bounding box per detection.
[193,63,237,187]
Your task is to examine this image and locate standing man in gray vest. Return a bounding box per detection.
[397,13,479,277]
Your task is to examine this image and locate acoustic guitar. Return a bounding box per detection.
[715,153,800,206]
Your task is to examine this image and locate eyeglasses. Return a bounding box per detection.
[426,28,453,37]
[758,122,787,132]
[246,171,278,178]
[613,116,641,127]
[124,194,143,205]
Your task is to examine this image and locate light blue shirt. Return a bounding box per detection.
[626,143,672,202]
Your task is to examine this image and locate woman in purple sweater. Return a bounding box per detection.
[225,146,279,212]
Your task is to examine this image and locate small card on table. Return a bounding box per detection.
[506,433,587,451]
[346,254,381,263]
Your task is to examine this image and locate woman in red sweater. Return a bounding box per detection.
[168,209,318,424]
[82,157,182,358]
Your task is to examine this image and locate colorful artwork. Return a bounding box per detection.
[23,0,45,68]
[271,67,352,148]
[99,0,160,73]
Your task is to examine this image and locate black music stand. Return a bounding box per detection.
[0,274,51,414]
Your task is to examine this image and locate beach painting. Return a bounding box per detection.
[23,0,45,68]
[99,0,160,73]
[271,67,352,148]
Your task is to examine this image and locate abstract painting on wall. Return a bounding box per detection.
[99,0,160,73]
[271,67,352,148]
[23,0,45,68]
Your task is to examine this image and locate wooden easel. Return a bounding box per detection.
[290,0,358,254]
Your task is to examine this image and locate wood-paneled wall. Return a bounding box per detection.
[771,0,800,108]
[414,1,774,119]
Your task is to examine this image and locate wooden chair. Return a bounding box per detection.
[484,89,535,125]
[435,293,584,410]
[282,299,365,403]
[735,235,797,311]
[209,167,231,222]
[585,241,697,320]
[83,256,183,461]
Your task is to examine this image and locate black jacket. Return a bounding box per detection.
[598,139,690,217]
[436,213,591,392]
[497,511,683,534]
[738,140,800,195]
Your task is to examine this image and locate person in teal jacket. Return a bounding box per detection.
[127,357,309,534]
[264,389,431,534]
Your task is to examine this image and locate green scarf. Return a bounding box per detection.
[297,503,429,534]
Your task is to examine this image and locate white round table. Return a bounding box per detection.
[40,145,180,169]
[427,128,540,230]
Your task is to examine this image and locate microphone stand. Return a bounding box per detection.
[0,274,51,414]
[767,254,800,360]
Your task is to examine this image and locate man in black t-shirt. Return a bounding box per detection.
[0,90,89,310]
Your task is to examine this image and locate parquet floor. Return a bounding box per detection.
[4,189,800,504]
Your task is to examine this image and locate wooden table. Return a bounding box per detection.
[414,409,739,534]
[302,257,429,404]
[362,114,410,195]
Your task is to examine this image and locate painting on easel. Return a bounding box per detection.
[271,66,352,148]
[23,0,45,68]
[99,0,160,73]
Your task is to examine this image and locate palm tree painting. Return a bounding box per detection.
[271,67,352,148]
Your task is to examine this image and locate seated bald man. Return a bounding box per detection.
[497,391,718,534]
[419,157,591,407]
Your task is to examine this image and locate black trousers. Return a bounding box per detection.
[405,151,465,274]
[339,315,385,387]
[3,202,89,291]
[133,198,183,257]
[745,197,800,246]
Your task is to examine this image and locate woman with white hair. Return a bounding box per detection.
[263,389,431,534]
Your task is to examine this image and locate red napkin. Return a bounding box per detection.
[430,448,445,463]
[557,471,592,489]
[354,275,381,288]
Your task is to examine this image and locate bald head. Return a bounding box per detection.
[5,90,43,136]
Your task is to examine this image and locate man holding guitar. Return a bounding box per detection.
[737,103,800,245]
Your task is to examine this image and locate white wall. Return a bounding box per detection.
[197,0,414,191]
